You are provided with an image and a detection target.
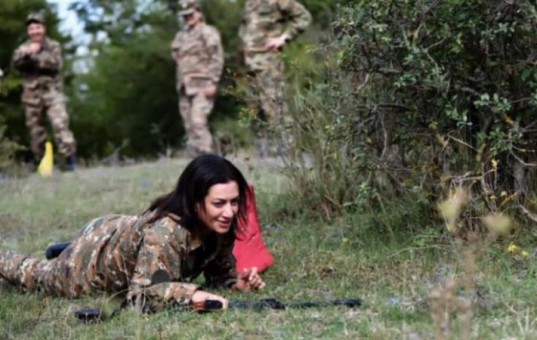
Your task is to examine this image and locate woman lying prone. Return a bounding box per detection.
[0,154,265,311]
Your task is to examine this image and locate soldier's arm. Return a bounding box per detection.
[171,33,182,85]
[126,225,199,312]
[35,42,63,71]
[203,232,238,288]
[238,13,246,42]
[11,44,36,71]
[278,0,312,41]
[204,27,224,84]
[171,32,181,61]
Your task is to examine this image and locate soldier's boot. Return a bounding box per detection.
[45,242,72,260]
[0,251,39,291]
[255,138,269,158]
[64,154,77,172]
[186,145,210,159]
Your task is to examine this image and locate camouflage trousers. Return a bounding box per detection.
[245,54,294,157]
[245,53,293,144]
[0,246,110,298]
[247,60,288,129]
[22,87,76,160]
[0,251,58,295]
[179,90,214,155]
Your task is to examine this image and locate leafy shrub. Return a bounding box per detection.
[285,0,537,223]
[0,117,24,172]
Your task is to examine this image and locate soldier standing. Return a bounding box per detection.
[171,1,224,156]
[11,13,77,170]
[239,0,311,156]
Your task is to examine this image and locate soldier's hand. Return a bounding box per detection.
[29,43,41,54]
[204,85,217,99]
[265,35,287,52]
[191,290,228,310]
[20,45,32,54]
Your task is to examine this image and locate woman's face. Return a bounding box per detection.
[197,181,239,234]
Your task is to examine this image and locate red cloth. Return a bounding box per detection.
[233,185,274,273]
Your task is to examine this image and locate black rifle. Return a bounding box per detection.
[211,298,361,310]
[75,297,361,323]
[74,268,362,322]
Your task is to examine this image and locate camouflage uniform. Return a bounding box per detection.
[12,36,76,161]
[239,0,311,133]
[171,7,224,155]
[0,212,237,311]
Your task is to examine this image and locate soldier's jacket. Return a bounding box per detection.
[171,22,224,96]
[239,0,311,53]
[0,212,237,311]
[11,37,64,105]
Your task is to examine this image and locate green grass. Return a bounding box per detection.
[1,157,536,339]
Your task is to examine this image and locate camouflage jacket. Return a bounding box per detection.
[42,212,237,311]
[11,37,63,90]
[171,22,224,96]
[239,0,312,52]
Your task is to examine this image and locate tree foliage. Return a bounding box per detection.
[68,0,339,158]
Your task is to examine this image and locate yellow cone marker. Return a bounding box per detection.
[38,141,54,177]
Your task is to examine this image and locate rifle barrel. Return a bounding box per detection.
[226,298,361,310]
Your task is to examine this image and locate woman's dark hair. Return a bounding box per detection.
[147,154,249,231]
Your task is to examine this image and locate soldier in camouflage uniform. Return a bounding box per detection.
[0,154,264,311]
[239,0,311,155]
[11,13,77,170]
[171,1,224,156]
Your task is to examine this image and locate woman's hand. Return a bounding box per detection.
[233,267,266,292]
[191,290,228,310]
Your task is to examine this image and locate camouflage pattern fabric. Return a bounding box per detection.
[239,0,311,128]
[11,37,76,160]
[0,212,237,312]
[171,22,224,155]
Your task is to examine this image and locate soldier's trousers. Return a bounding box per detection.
[179,90,214,155]
[247,58,292,139]
[0,251,54,294]
[0,249,92,298]
[23,88,76,160]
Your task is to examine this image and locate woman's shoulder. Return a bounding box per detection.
[79,214,137,236]
[140,211,188,232]
[138,211,194,248]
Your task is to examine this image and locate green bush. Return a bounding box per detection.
[0,117,24,173]
[285,0,537,223]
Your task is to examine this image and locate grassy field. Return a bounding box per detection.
[0,157,536,339]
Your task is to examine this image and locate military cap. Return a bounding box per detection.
[26,12,45,26]
[179,0,200,16]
